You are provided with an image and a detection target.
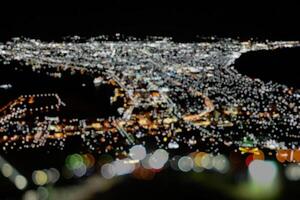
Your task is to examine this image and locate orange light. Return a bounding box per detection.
[91,123,101,130]
[293,150,300,162]
[54,133,64,139]
[28,97,35,104]
[194,152,207,167]
[253,150,265,160]
[276,149,289,163]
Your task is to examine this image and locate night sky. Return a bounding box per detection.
[0,1,299,41]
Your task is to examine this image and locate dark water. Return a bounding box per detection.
[0,60,119,162]
[0,61,118,119]
[234,47,300,88]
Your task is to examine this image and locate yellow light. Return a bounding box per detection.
[91,123,101,130]
[194,152,207,167]
[32,170,48,186]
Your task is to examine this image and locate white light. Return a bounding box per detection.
[178,156,194,172]
[15,175,27,190]
[285,164,300,181]
[212,155,229,173]
[148,149,169,169]
[113,159,135,176]
[101,163,116,179]
[249,160,277,185]
[141,154,152,169]
[73,165,87,177]
[129,145,146,160]
[201,154,213,169]
[168,141,179,149]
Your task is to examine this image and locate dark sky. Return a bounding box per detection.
[0,1,299,41]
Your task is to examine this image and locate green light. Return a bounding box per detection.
[65,154,84,170]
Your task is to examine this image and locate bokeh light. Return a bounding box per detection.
[212,154,229,173]
[178,156,194,172]
[248,160,278,186]
[129,145,147,160]
[101,163,115,179]
[148,149,169,170]
[14,175,27,190]
[32,170,48,186]
[285,164,300,181]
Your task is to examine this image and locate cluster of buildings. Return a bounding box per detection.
[0,36,300,164]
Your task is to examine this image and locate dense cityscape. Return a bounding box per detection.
[0,36,300,199]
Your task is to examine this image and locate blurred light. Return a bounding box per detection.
[212,154,229,173]
[245,154,254,166]
[32,170,48,186]
[1,163,13,177]
[193,165,204,173]
[148,149,169,169]
[253,150,265,160]
[285,164,300,181]
[141,154,152,169]
[276,149,289,163]
[248,160,278,185]
[113,159,135,176]
[129,145,147,161]
[73,164,87,177]
[293,150,300,162]
[201,154,213,169]
[14,175,27,190]
[101,163,115,179]
[46,168,60,184]
[178,156,194,172]
[194,152,206,167]
[37,187,49,200]
[23,190,38,200]
[0,156,28,190]
[82,153,95,169]
[66,154,84,170]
